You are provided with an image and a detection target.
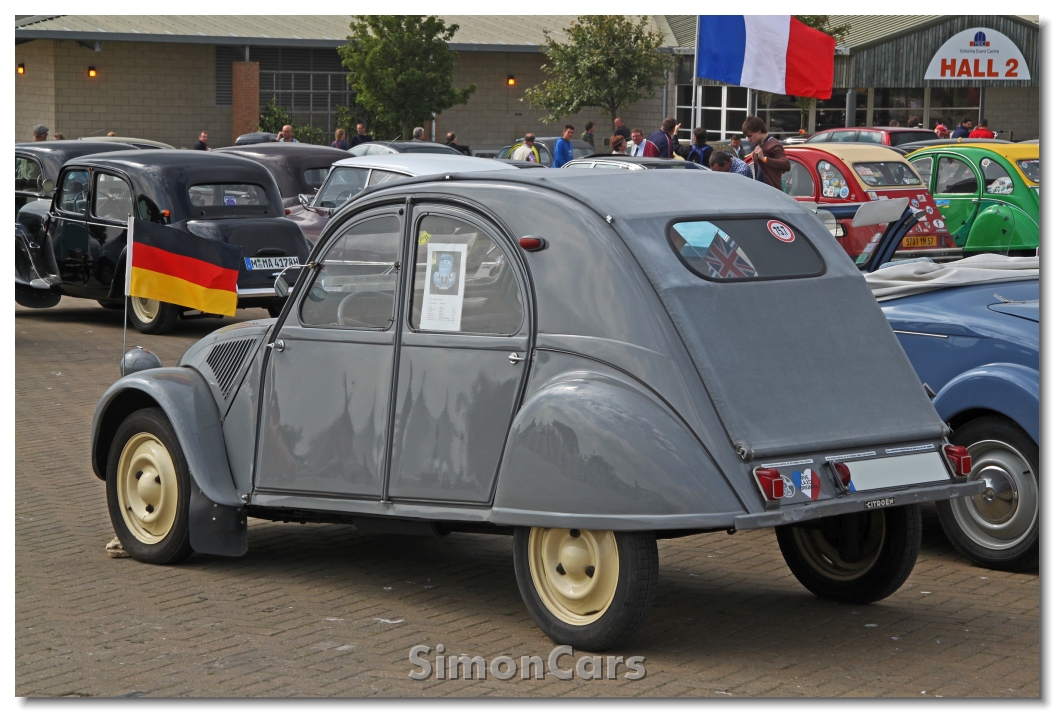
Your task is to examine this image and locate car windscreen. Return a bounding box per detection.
[889,131,938,146]
[314,166,369,208]
[401,145,461,155]
[1017,159,1039,183]
[188,183,270,212]
[15,156,43,192]
[667,218,824,281]
[853,162,922,187]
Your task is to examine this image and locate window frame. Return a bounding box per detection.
[54,167,92,217]
[90,170,136,224]
[406,207,527,337]
[980,156,1015,195]
[935,155,980,196]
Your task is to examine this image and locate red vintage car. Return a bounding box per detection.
[751,144,959,264]
[805,126,937,147]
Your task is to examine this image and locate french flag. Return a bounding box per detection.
[696,16,836,99]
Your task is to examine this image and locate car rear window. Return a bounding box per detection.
[853,162,922,187]
[401,145,461,155]
[889,131,939,146]
[15,156,43,192]
[188,183,269,210]
[1017,159,1039,183]
[303,167,330,188]
[668,218,824,281]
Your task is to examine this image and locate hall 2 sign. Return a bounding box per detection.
[924,27,1031,80]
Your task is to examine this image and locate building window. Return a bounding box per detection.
[872,88,925,128]
[674,84,750,141]
[814,89,868,131]
[755,92,802,138]
[928,87,981,131]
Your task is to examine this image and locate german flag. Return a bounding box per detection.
[126,217,242,316]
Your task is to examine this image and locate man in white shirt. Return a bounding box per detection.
[627,128,657,157]
[510,134,540,162]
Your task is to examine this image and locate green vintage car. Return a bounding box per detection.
[906,143,1040,255]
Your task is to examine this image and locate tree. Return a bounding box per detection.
[524,15,674,123]
[789,16,852,128]
[257,97,291,134]
[338,16,477,141]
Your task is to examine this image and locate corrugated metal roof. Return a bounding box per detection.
[665,15,696,47]
[14,15,673,50]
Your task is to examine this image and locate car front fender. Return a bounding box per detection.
[933,363,1038,444]
[491,367,744,531]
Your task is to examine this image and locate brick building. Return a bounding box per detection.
[14,15,679,150]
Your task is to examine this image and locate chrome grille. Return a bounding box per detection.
[205,338,256,401]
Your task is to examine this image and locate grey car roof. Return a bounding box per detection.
[329,153,517,175]
[358,169,946,459]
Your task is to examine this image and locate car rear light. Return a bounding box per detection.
[944,444,972,477]
[753,467,784,501]
[285,208,291,215]
[519,236,548,251]
[832,462,852,489]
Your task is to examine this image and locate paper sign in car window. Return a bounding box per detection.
[419,243,468,331]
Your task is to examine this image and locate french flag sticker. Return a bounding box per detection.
[793,469,822,500]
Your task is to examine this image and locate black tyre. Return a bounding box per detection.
[935,416,1039,571]
[776,505,921,604]
[127,296,180,334]
[513,527,658,651]
[105,407,193,565]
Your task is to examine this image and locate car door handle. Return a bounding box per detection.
[508,352,526,364]
[268,339,285,352]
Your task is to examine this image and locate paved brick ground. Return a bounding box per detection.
[15,299,1039,697]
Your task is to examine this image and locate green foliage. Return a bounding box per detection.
[523,15,674,123]
[257,98,292,134]
[794,15,852,43]
[293,125,326,145]
[334,101,401,142]
[338,16,477,140]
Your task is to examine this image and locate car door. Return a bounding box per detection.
[933,154,981,244]
[386,206,531,503]
[255,209,405,498]
[970,154,1037,253]
[86,170,135,293]
[47,167,93,291]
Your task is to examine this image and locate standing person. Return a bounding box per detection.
[951,117,974,139]
[32,125,49,141]
[907,115,921,128]
[553,125,575,168]
[888,119,900,127]
[510,133,540,162]
[52,132,66,140]
[412,127,425,141]
[613,117,631,143]
[193,131,209,150]
[742,116,790,190]
[934,122,950,138]
[609,134,628,155]
[348,123,372,148]
[709,151,752,177]
[332,128,349,150]
[969,118,995,139]
[445,132,469,154]
[107,131,117,137]
[582,121,595,149]
[685,128,712,166]
[646,118,677,159]
[729,135,748,159]
[627,128,658,157]
[278,125,298,142]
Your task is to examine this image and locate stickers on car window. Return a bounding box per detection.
[419,243,467,331]
[224,196,237,206]
[767,220,795,243]
[839,186,849,198]
[981,158,992,168]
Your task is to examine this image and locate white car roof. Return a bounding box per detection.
[329,153,516,175]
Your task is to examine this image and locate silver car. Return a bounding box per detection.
[91,170,981,650]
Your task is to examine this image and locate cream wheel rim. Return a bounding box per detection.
[117,432,179,544]
[131,297,160,323]
[527,528,619,626]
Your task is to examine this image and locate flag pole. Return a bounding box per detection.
[123,215,132,368]
[692,15,700,134]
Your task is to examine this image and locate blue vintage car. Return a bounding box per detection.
[834,199,1039,570]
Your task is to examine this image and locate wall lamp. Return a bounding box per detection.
[88,66,97,78]
[507,75,515,86]
[17,63,25,74]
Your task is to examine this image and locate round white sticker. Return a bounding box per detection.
[981,158,991,167]
[767,220,795,242]
[934,219,945,228]
[839,186,850,199]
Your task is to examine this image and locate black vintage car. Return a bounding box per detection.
[16,150,311,333]
[16,140,138,216]
[213,143,349,244]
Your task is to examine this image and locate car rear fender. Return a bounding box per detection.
[491,356,745,531]
[90,367,247,557]
[933,363,1038,444]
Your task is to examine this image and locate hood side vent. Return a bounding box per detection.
[205,338,256,401]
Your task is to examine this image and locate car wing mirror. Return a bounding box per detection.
[851,197,909,227]
[274,264,303,298]
[298,193,312,208]
[41,178,55,193]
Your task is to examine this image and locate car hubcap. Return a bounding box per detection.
[527,528,619,626]
[950,439,1037,550]
[131,297,160,323]
[117,433,178,544]
[792,511,886,581]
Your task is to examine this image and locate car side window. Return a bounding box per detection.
[936,157,978,194]
[15,156,43,191]
[56,170,90,214]
[981,158,1014,195]
[830,131,858,142]
[299,215,401,329]
[92,173,134,222]
[782,161,816,197]
[409,214,524,335]
[817,160,850,199]
[911,156,933,187]
[857,131,884,144]
[367,169,403,186]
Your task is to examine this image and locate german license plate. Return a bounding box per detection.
[901,235,937,248]
[245,256,299,270]
[842,452,949,491]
